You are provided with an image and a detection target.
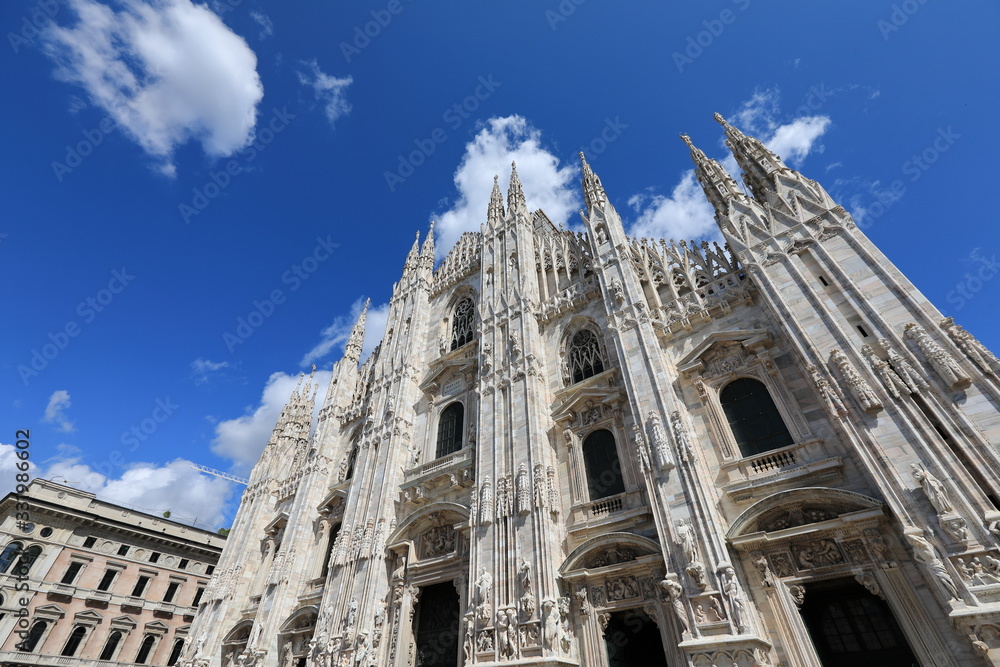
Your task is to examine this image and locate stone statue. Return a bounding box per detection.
[675,520,698,566]
[905,529,960,600]
[542,598,560,651]
[911,464,954,514]
[905,323,971,389]
[719,566,746,633]
[659,578,690,637]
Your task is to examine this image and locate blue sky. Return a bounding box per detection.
[2,0,998,529]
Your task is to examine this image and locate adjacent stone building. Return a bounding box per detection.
[0,480,224,667]
[183,115,1000,666]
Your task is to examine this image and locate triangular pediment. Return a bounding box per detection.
[677,329,772,375]
[420,354,477,393]
[552,370,622,424]
[73,609,104,624]
[33,603,66,619]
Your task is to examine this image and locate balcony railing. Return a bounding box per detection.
[588,495,624,517]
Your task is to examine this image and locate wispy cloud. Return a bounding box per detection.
[43,390,75,433]
[190,358,230,385]
[297,60,353,129]
[42,0,264,176]
[249,11,273,39]
[301,298,389,368]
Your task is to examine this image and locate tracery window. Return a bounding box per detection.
[719,378,793,457]
[435,402,464,459]
[450,298,475,350]
[345,441,359,480]
[582,429,625,500]
[569,329,605,383]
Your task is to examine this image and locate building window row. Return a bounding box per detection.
[23,621,185,665]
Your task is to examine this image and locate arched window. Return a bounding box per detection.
[435,403,464,459]
[321,523,340,578]
[61,626,87,657]
[135,634,156,664]
[0,542,22,573]
[450,299,475,350]
[582,429,625,500]
[22,621,47,652]
[345,443,359,480]
[569,330,605,383]
[12,545,42,577]
[100,631,123,661]
[720,378,794,457]
[167,638,185,666]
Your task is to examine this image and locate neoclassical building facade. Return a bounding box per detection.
[183,115,1000,667]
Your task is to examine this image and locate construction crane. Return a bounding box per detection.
[190,464,249,486]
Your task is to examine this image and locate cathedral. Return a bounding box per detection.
[181,114,1000,667]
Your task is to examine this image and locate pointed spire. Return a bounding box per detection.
[421,221,435,258]
[507,161,526,213]
[487,175,505,227]
[345,298,369,363]
[580,152,608,213]
[680,133,748,214]
[404,230,420,271]
[714,112,790,201]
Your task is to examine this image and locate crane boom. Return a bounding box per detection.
[190,464,249,485]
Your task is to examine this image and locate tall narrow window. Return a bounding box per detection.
[321,524,340,579]
[13,545,42,577]
[163,581,180,603]
[168,639,185,666]
[192,587,205,607]
[135,635,156,664]
[435,402,465,459]
[132,576,151,597]
[719,378,794,457]
[22,621,47,652]
[345,443,359,480]
[582,429,625,500]
[0,542,23,574]
[97,568,118,592]
[100,631,123,661]
[569,330,605,383]
[61,626,87,657]
[450,298,475,350]
[61,561,83,585]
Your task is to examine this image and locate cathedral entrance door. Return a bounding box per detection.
[413,582,460,667]
[603,609,670,667]
[799,578,918,667]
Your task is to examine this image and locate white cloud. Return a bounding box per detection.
[627,172,722,244]
[297,60,352,128]
[433,115,580,257]
[300,298,390,368]
[0,444,232,529]
[249,11,273,39]
[43,0,264,176]
[211,371,331,473]
[43,390,75,433]
[190,357,230,385]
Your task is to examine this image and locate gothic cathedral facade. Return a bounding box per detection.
[182,115,1000,667]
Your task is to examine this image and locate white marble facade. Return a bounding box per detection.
[181,115,1000,667]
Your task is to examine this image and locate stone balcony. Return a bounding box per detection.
[567,490,652,539]
[400,447,475,506]
[720,438,843,502]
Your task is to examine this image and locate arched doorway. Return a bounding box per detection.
[604,609,669,667]
[413,582,460,667]
[799,578,918,667]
